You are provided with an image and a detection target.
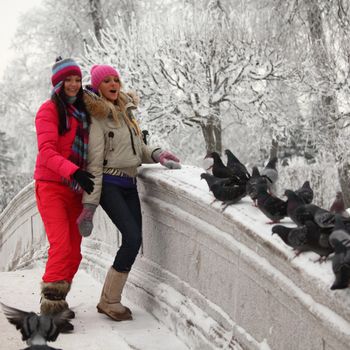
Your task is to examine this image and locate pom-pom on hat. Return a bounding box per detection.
[51,56,82,91]
[90,64,120,91]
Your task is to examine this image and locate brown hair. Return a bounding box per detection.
[51,87,91,135]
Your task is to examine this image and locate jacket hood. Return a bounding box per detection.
[83,86,138,120]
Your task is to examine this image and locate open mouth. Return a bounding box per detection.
[110,89,117,93]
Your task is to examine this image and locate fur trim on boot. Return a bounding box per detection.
[97,267,132,321]
[40,281,74,319]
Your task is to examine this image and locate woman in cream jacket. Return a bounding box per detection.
[78,64,180,321]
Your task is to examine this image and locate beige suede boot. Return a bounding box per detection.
[96,267,132,321]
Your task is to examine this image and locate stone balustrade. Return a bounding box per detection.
[1,165,349,350]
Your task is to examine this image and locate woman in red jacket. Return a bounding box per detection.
[34,57,94,326]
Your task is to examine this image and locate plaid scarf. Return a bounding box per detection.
[64,103,89,192]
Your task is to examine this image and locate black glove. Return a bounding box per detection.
[73,169,95,194]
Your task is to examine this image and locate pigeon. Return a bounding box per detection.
[256,184,287,223]
[285,189,333,227]
[201,172,233,193]
[330,191,350,218]
[313,207,336,228]
[295,181,314,204]
[261,156,278,194]
[285,189,305,224]
[200,173,246,210]
[246,166,268,206]
[329,215,350,290]
[1,303,72,349]
[271,225,295,247]
[142,130,149,145]
[205,152,239,179]
[224,149,250,183]
[272,221,333,259]
[297,204,334,228]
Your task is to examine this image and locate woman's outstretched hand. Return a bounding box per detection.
[158,150,181,169]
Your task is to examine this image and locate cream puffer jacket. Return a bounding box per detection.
[82,90,159,205]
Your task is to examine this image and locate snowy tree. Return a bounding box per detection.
[270,0,350,205]
[85,3,293,156]
[0,0,136,173]
[2,0,349,208]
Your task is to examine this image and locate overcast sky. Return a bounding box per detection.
[0,0,43,78]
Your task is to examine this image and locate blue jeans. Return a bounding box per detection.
[100,182,142,272]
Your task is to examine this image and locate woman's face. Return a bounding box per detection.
[99,75,120,102]
[63,75,82,97]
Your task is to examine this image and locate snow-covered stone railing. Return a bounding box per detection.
[0,182,47,270]
[1,165,350,350]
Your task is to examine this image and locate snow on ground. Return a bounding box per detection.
[0,262,188,350]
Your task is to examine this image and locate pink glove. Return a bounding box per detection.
[77,204,97,237]
[158,150,181,169]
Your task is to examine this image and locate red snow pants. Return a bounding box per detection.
[35,181,83,283]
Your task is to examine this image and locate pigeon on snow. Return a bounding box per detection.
[205,152,240,180]
[224,149,250,183]
[285,189,334,228]
[200,173,246,210]
[261,156,278,194]
[285,189,305,224]
[295,181,314,205]
[246,166,268,206]
[256,184,287,223]
[272,221,333,260]
[329,215,350,290]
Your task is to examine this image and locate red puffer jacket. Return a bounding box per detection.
[34,100,79,182]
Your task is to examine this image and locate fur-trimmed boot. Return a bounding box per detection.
[40,281,75,331]
[96,267,132,321]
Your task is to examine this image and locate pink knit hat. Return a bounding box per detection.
[90,64,120,91]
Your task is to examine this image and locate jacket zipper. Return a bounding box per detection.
[128,127,137,155]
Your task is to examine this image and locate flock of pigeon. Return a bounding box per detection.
[201,150,350,291]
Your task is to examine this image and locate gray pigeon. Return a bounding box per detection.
[246,166,268,206]
[261,156,278,194]
[205,152,239,179]
[256,184,287,223]
[272,221,333,259]
[1,303,71,349]
[200,173,246,210]
[285,189,305,225]
[329,215,350,290]
[224,149,250,183]
[295,181,314,204]
[285,189,334,227]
